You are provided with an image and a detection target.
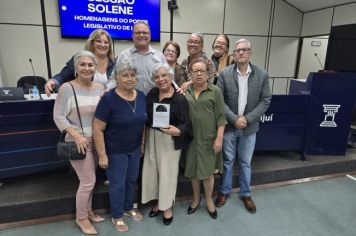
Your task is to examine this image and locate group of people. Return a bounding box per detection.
[52,21,271,235]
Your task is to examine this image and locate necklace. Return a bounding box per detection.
[116,88,137,112]
[126,99,136,113]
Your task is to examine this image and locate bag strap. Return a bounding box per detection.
[69,82,85,136]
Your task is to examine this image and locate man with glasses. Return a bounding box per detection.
[112,21,166,95]
[215,39,271,214]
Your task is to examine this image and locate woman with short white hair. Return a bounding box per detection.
[93,59,147,232]
[141,63,193,226]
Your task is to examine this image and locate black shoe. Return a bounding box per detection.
[149,208,161,217]
[207,208,218,219]
[215,192,226,207]
[187,198,201,215]
[163,215,173,225]
[187,205,197,215]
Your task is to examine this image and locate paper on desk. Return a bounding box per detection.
[24,93,57,100]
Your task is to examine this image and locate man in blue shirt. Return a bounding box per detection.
[107,21,166,94]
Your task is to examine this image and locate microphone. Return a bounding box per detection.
[29,58,43,100]
[314,53,324,71]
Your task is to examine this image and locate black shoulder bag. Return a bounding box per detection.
[57,82,86,160]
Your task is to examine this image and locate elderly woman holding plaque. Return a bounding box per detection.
[141,63,192,226]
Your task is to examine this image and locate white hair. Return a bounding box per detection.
[235,38,252,49]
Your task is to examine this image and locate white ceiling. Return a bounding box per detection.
[284,0,356,12]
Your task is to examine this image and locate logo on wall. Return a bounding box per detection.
[320,104,340,127]
[260,114,273,123]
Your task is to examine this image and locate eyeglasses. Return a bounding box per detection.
[94,39,110,46]
[233,48,251,54]
[187,40,201,45]
[215,41,227,46]
[164,49,177,54]
[134,31,149,36]
[191,69,207,75]
[119,73,136,80]
[153,73,170,80]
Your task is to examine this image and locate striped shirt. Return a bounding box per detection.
[53,82,104,142]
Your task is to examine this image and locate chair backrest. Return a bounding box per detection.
[17,76,47,93]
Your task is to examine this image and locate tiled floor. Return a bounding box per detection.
[2,176,356,236]
[1,148,356,225]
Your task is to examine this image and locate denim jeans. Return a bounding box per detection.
[219,129,256,197]
[107,147,141,218]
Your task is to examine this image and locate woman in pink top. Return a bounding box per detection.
[53,50,105,235]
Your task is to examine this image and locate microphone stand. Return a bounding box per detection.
[314,53,324,72]
[29,58,43,100]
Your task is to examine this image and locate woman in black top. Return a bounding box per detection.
[141,63,192,226]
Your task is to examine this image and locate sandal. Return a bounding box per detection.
[124,209,144,222]
[112,218,129,232]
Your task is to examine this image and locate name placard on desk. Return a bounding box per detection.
[24,93,57,100]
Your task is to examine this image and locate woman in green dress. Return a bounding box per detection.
[184,59,226,219]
